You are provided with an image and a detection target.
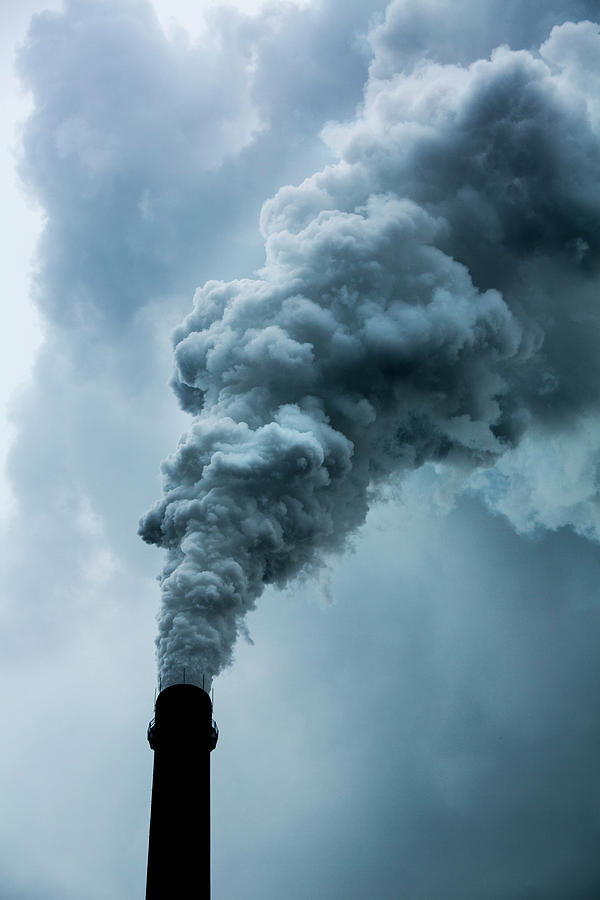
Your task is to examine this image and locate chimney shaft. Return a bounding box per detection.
[145,683,218,899]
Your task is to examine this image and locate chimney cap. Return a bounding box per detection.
[147,683,218,751]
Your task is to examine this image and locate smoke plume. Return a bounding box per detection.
[140,19,600,686]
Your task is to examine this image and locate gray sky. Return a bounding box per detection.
[2,1,600,898]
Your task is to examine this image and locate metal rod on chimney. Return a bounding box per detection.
[145,684,218,899]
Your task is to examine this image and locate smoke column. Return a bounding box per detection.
[139,19,600,687]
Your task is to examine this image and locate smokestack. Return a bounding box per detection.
[145,683,218,899]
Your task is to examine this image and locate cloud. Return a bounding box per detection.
[369,0,600,75]
[17,0,263,330]
[15,0,382,338]
[471,417,600,539]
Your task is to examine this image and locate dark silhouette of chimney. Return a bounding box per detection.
[145,683,218,899]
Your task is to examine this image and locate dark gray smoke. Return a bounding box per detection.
[140,19,600,686]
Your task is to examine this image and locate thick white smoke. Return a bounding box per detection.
[140,20,600,686]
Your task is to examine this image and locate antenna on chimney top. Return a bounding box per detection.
[183,667,186,684]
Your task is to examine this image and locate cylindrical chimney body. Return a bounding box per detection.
[146,684,217,900]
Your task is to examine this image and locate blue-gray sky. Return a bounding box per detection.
[2,1,600,898]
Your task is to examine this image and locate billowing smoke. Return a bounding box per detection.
[140,19,600,687]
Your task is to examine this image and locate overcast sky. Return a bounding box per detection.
[2,1,600,898]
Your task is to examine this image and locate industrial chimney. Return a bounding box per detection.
[145,683,218,899]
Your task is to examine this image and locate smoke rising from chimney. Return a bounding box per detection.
[139,20,600,686]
